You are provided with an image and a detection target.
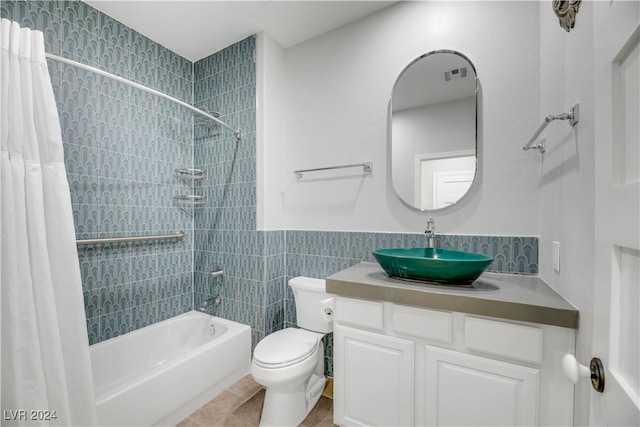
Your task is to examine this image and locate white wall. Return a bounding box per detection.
[538,2,596,424]
[274,1,541,235]
[256,32,287,230]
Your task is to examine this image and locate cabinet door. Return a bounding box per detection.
[334,325,415,426]
[424,346,539,426]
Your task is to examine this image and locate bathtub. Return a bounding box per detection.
[89,311,251,426]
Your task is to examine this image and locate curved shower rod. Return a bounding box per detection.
[45,53,242,140]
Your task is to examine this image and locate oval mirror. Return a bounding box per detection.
[390,50,477,210]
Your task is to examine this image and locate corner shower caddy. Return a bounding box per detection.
[175,168,207,209]
[176,168,206,180]
[174,194,207,209]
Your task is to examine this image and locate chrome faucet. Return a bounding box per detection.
[199,295,222,313]
[425,217,435,248]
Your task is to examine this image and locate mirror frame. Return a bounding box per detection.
[389,49,478,212]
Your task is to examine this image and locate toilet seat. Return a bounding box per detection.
[253,328,321,369]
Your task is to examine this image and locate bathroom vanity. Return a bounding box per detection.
[327,262,579,427]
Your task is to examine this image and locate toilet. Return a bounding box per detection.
[251,277,334,427]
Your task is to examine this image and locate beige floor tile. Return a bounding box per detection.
[216,413,255,427]
[227,374,263,400]
[175,416,205,427]
[230,388,265,426]
[177,375,335,427]
[304,411,339,427]
[300,396,333,427]
[189,390,245,426]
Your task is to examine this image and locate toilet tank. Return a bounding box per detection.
[289,277,334,333]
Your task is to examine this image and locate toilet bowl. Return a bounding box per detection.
[250,277,334,427]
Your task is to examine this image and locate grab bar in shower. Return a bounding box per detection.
[76,231,185,246]
[294,162,373,178]
[523,103,579,154]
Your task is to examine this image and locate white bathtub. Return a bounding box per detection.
[90,311,251,426]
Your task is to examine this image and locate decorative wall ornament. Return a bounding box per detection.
[553,0,581,32]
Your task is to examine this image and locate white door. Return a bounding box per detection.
[593,1,640,425]
[334,325,415,426]
[424,346,539,426]
[432,170,474,209]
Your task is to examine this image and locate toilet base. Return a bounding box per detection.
[259,374,326,427]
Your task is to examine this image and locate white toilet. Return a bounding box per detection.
[251,277,334,427]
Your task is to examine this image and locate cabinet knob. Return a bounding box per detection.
[562,354,605,393]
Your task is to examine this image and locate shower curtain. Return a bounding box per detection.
[0,19,97,426]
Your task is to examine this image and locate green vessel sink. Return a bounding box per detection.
[372,247,494,285]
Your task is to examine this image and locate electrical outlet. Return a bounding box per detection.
[552,241,560,272]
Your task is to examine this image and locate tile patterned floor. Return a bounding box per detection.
[177,375,336,427]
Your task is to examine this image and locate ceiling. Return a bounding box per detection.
[84,1,397,62]
[393,52,476,111]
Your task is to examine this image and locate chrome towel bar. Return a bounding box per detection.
[76,231,185,246]
[523,103,579,153]
[294,162,373,178]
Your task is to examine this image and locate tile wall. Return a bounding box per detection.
[2,1,539,375]
[2,1,195,344]
[192,37,289,349]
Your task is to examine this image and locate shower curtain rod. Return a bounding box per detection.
[45,53,242,140]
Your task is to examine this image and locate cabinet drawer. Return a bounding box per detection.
[392,304,452,344]
[335,297,383,331]
[464,316,543,364]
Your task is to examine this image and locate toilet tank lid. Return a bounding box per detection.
[288,276,326,291]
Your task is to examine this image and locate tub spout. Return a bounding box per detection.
[200,295,222,312]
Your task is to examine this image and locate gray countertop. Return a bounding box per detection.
[326,262,579,329]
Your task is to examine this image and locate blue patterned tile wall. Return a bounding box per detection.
[285,231,538,282]
[2,1,195,344]
[192,37,277,351]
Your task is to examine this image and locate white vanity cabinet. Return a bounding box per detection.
[333,296,576,427]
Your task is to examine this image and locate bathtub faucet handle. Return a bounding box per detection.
[200,295,222,312]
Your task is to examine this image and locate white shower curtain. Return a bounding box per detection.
[0,19,97,426]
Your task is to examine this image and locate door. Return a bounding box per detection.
[593,1,640,425]
[432,170,474,209]
[424,346,539,426]
[334,325,415,427]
